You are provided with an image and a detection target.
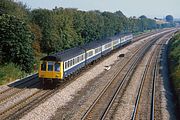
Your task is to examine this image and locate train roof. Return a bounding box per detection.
[41,33,133,61]
[97,33,132,45]
[41,47,85,61]
[81,40,101,50]
[110,33,132,40]
[98,37,112,45]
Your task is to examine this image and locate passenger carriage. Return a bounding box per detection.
[100,38,113,55]
[81,41,102,64]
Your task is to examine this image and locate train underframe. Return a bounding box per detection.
[39,77,61,86]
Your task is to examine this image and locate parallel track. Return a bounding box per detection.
[130,32,175,120]
[131,43,159,120]
[0,74,38,95]
[0,81,40,104]
[0,75,40,105]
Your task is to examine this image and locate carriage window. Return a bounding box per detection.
[95,47,101,54]
[55,63,60,72]
[68,61,70,67]
[48,62,53,71]
[70,60,73,66]
[77,57,79,63]
[65,62,67,69]
[73,59,75,65]
[41,62,46,71]
[81,55,84,61]
[89,51,93,57]
[95,48,99,54]
[74,58,77,64]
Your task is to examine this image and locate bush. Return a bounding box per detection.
[0,63,26,85]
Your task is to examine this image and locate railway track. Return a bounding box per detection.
[0,74,38,95]
[130,42,159,120]
[0,29,175,120]
[0,81,40,102]
[81,30,175,120]
[0,74,40,105]
[0,89,49,120]
[130,32,175,120]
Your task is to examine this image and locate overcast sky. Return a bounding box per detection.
[18,0,180,18]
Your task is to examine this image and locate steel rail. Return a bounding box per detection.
[150,53,158,120]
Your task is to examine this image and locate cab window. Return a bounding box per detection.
[41,62,46,71]
[55,63,60,72]
[48,62,53,71]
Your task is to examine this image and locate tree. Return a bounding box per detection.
[0,0,30,21]
[139,15,147,19]
[0,14,35,72]
[31,9,59,53]
[166,15,174,23]
[29,23,42,57]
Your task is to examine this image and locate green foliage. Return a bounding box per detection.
[31,7,160,54]
[0,14,35,72]
[31,9,64,53]
[35,8,175,57]
[169,32,180,89]
[170,34,180,64]
[0,0,30,21]
[29,23,42,57]
[0,63,26,85]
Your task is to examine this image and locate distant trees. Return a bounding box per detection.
[166,15,174,23]
[30,8,163,54]
[137,15,157,31]
[139,15,147,19]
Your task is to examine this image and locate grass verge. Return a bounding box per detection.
[0,63,26,85]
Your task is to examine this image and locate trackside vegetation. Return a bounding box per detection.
[0,0,175,85]
[168,32,180,103]
[0,63,26,85]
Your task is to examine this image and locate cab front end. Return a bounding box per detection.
[38,61,64,84]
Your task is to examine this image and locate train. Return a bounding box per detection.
[38,33,133,84]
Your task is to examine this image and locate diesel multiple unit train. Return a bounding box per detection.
[38,33,133,84]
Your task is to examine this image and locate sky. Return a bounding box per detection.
[17,0,180,18]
